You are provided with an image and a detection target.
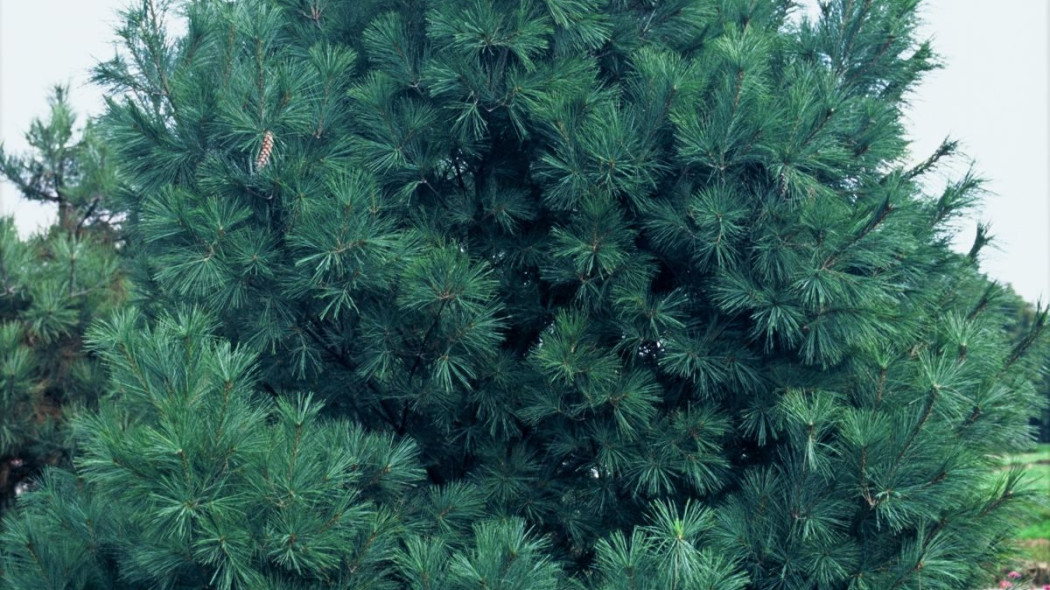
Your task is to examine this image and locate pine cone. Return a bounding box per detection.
[256,130,275,171]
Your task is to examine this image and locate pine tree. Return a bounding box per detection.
[997,289,1050,442]
[0,86,121,233]
[0,92,126,511]
[2,0,1047,589]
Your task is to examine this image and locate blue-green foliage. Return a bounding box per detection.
[2,0,1046,589]
[0,87,125,510]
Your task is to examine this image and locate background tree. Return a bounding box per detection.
[0,86,122,233]
[3,0,1047,589]
[0,90,126,511]
[997,287,1050,442]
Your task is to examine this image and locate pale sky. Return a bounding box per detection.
[1,0,1048,304]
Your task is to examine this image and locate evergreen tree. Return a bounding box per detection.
[997,288,1050,442]
[0,92,126,511]
[2,0,1046,589]
[0,86,121,233]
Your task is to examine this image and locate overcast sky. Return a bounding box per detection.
[1,0,1048,303]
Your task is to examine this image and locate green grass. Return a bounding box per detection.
[1018,463,1050,494]
[1003,444,1050,467]
[1004,445,1050,543]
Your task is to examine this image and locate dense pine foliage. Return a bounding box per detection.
[1,0,1046,589]
[0,90,125,510]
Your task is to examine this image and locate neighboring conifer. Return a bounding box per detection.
[0,86,121,233]
[2,1,1046,589]
[0,89,126,510]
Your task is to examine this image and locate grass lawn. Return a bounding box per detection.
[1003,444,1050,565]
[1004,444,1050,469]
